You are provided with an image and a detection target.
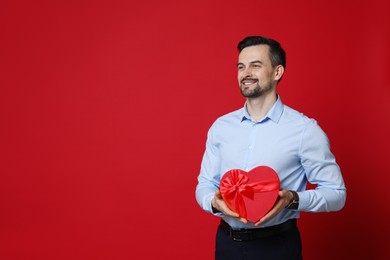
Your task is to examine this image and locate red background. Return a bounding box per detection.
[1,0,389,259]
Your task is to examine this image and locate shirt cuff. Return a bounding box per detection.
[296,191,307,210]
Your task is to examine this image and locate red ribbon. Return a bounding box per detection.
[220,169,279,219]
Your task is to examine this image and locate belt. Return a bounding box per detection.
[219,219,297,241]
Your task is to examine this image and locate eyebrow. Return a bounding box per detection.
[237,60,264,67]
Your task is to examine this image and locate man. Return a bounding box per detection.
[195,36,346,260]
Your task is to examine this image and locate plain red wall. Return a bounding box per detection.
[1,0,389,259]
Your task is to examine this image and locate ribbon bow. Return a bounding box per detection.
[220,169,279,219]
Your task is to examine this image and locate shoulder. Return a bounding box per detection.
[280,104,328,137]
[281,104,317,126]
[211,107,244,128]
[282,105,329,142]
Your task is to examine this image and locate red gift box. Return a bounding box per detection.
[220,166,280,223]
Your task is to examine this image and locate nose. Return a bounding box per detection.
[242,67,252,78]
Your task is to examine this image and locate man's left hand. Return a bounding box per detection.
[254,189,294,226]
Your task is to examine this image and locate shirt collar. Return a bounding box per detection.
[241,95,284,123]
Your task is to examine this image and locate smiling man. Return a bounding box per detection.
[196,36,346,260]
[238,47,282,100]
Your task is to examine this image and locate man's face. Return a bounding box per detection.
[237,45,278,98]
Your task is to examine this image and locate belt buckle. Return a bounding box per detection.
[230,229,252,241]
[231,232,243,242]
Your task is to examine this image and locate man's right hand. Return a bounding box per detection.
[211,190,248,224]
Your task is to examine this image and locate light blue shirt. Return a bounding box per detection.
[196,96,346,229]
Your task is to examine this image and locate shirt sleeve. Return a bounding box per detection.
[195,125,224,216]
[297,120,347,212]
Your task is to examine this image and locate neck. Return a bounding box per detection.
[246,93,277,121]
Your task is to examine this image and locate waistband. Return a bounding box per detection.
[219,219,297,241]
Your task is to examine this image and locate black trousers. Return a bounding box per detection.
[215,224,303,260]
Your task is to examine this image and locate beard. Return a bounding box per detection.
[239,82,272,98]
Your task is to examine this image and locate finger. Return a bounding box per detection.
[255,214,269,226]
[255,204,280,226]
[223,206,240,218]
[238,217,248,224]
[214,190,243,219]
[255,214,272,226]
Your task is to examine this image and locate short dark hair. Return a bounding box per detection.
[237,36,286,69]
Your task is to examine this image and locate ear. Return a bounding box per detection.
[274,65,284,81]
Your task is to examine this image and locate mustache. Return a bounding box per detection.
[241,77,258,83]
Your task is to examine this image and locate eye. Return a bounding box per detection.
[237,65,245,71]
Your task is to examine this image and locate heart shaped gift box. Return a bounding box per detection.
[220,166,280,223]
